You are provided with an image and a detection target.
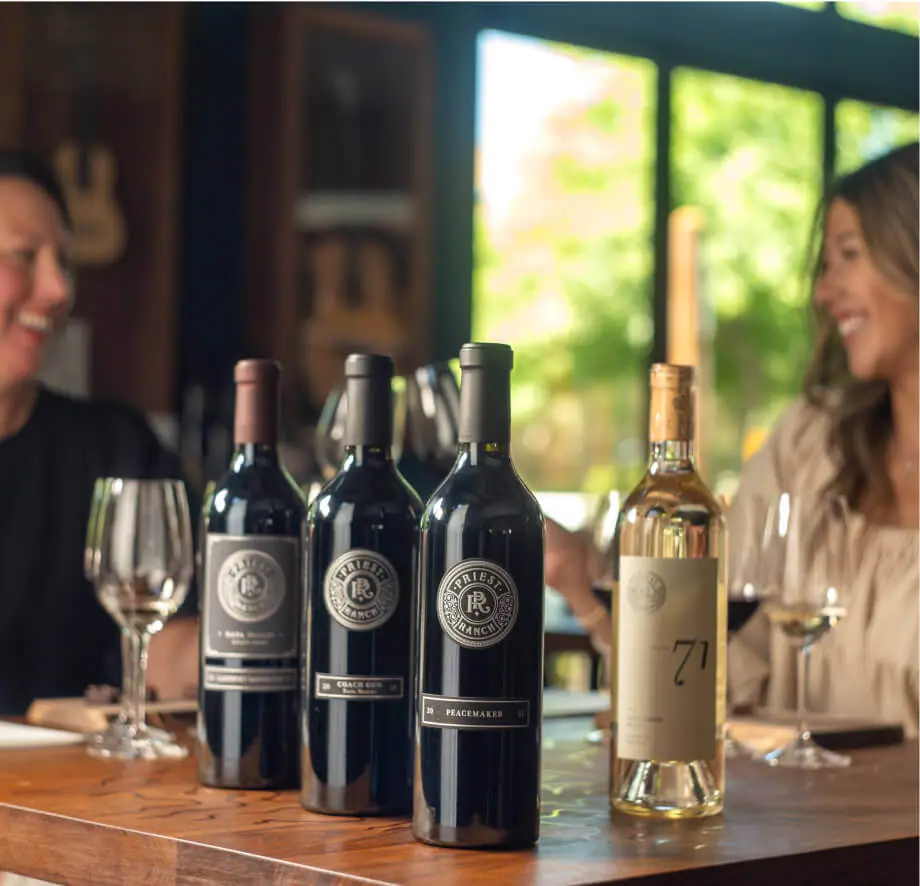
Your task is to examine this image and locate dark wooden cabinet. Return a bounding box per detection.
[245,6,433,429]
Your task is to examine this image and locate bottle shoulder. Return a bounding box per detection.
[617,469,725,562]
[208,464,306,533]
[311,463,423,523]
[421,461,544,532]
[622,469,723,520]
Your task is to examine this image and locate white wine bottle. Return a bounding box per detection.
[610,364,726,818]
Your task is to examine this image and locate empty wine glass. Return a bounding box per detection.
[315,375,408,479]
[583,490,619,744]
[758,492,852,769]
[590,490,620,601]
[314,385,347,480]
[404,360,461,479]
[85,478,194,760]
[84,478,137,741]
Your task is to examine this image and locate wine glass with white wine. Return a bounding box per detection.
[758,491,851,769]
[86,478,194,760]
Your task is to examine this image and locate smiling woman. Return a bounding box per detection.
[808,143,920,521]
[728,142,920,736]
[0,159,73,428]
[0,149,198,717]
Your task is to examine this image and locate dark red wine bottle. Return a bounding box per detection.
[302,353,423,815]
[197,359,305,789]
[413,342,546,849]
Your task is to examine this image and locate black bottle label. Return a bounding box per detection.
[203,666,298,692]
[314,673,404,700]
[204,534,300,659]
[436,559,519,649]
[323,549,400,632]
[420,694,530,729]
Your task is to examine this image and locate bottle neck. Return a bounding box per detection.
[458,366,511,447]
[233,379,279,448]
[458,441,510,466]
[649,439,695,474]
[343,445,393,468]
[344,376,393,451]
[232,441,280,467]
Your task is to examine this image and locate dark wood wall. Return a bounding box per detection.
[2,3,918,414]
[0,3,183,414]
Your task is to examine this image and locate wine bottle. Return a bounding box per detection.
[302,353,423,815]
[413,342,545,849]
[197,359,306,789]
[610,363,726,818]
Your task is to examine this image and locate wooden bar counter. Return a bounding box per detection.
[0,719,916,885]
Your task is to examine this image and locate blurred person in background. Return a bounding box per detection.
[546,142,919,736]
[729,142,918,734]
[0,149,197,716]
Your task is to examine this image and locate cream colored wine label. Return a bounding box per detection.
[617,555,718,762]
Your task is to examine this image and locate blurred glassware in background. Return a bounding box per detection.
[403,360,462,480]
[315,361,458,495]
[315,373,409,480]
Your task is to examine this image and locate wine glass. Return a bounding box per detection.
[590,490,620,603]
[758,492,851,769]
[196,481,217,591]
[314,385,347,480]
[85,478,194,760]
[724,491,771,759]
[84,478,136,740]
[583,490,619,744]
[314,375,408,480]
[404,360,461,480]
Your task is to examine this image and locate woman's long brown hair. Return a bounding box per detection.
[804,142,919,514]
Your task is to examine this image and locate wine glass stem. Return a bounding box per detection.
[127,630,152,737]
[119,629,137,725]
[796,642,812,743]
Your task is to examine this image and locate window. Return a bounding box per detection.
[474,30,655,495]
[672,70,823,494]
[836,100,919,173]
[837,1,920,37]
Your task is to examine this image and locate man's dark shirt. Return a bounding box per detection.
[0,386,196,715]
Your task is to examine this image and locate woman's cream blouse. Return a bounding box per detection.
[728,398,919,737]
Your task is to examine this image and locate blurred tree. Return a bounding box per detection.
[475,48,655,492]
[836,100,919,173]
[474,43,826,493]
[837,0,919,37]
[672,69,822,485]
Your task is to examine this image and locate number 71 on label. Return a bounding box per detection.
[672,639,709,686]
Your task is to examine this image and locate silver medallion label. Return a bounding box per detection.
[217,549,285,623]
[323,549,400,631]
[436,559,519,649]
[204,535,300,660]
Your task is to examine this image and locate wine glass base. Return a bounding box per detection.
[585,726,610,745]
[765,735,850,770]
[97,719,176,744]
[724,728,758,760]
[87,726,188,761]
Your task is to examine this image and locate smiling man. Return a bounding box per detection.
[0,150,198,716]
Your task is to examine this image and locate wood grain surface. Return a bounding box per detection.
[0,719,916,886]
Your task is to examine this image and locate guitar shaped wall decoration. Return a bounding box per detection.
[52,9,127,267]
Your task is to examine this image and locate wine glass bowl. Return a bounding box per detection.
[85,478,194,760]
[404,361,461,478]
[315,376,409,480]
[315,385,348,480]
